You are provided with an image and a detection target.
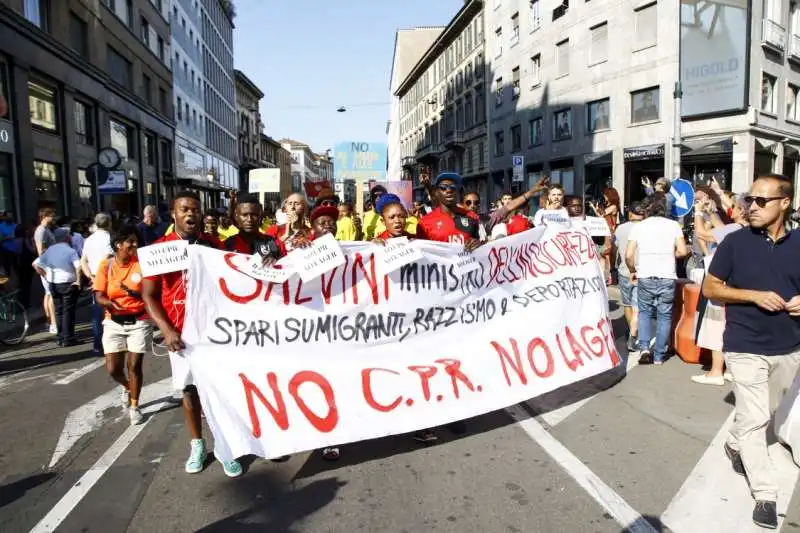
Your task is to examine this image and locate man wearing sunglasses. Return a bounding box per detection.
[702,173,800,530]
[417,172,481,250]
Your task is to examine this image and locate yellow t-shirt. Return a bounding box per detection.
[217,225,239,241]
[260,218,274,233]
[362,210,417,239]
[336,216,358,241]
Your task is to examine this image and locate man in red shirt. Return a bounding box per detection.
[224,193,285,261]
[142,191,243,478]
[416,172,481,251]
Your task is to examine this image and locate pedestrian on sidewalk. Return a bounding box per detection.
[32,228,81,346]
[94,225,151,426]
[34,207,57,334]
[702,173,800,529]
[81,213,114,354]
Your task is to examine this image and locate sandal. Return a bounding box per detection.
[322,447,340,461]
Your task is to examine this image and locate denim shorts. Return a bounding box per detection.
[618,274,638,308]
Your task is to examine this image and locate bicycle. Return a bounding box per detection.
[0,287,29,346]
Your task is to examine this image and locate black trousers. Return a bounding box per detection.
[50,282,78,342]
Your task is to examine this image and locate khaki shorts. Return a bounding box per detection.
[102,319,152,354]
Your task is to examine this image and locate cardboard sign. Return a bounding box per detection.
[287,233,345,282]
[373,237,423,275]
[138,240,189,277]
[241,255,293,283]
[535,209,570,227]
[453,249,480,276]
[580,216,611,237]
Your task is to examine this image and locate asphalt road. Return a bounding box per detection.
[1,296,799,533]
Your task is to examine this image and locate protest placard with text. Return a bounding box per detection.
[138,240,189,277]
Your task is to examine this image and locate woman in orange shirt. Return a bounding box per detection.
[94,226,152,426]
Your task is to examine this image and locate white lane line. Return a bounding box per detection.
[29,398,172,533]
[53,360,105,385]
[661,411,799,533]
[506,404,658,533]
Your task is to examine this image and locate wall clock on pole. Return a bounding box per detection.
[97,147,122,170]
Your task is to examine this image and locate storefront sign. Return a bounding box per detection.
[623,144,664,161]
[0,119,14,154]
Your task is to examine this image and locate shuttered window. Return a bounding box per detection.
[556,39,569,77]
[591,22,608,64]
[635,3,657,49]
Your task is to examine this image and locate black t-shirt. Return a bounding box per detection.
[708,227,800,355]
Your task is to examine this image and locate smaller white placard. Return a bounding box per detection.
[242,255,293,283]
[454,249,480,276]
[537,209,571,227]
[249,168,281,193]
[374,237,424,275]
[581,216,611,237]
[138,240,189,277]
[288,233,346,282]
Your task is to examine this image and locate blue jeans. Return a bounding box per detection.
[91,293,104,352]
[637,278,676,361]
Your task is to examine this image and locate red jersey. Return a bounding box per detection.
[145,231,221,333]
[265,224,313,251]
[506,214,533,236]
[416,206,481,244]
[223,231,286,257]
[377,230,415,240]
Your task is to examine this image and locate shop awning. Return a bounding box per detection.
[623,144,665,161]
[583,150,612,166]
[681,136,733,157]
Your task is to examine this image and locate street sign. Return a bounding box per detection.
[98,169,126,194]
[669,178,695,218]
[512,155,524,183]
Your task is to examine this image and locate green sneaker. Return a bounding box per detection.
[185,439,207,474]
[221,459,243,478]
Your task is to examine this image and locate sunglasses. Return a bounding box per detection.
[319,200,337,207]
[438,184,458,191]
[464,200,477,206]
[743,195,784,208]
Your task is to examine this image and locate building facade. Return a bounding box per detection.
[258,134,293,211]
[280,138,319,192]
[387,27,444,182]
[0,0,175,222]
[394,0,489,208]
[486,0,800,207]
[314,152,334,186]
[170,0,237,210]
[234,68,263,192]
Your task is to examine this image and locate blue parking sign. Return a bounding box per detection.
[669,178,695,218]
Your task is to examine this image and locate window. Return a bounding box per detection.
[511,13,520,45]
[140,16,150,45]
[591,22,608,64]
[764,0,781,22]
[192,109,197,130]
[476,53,484,79]
[494,131,505,156]
[556,39,570,77]
[788,84,799,121]
[142,74,151,104]
[587,98,610,132]
[631,86,661,122]
[478,141,485,168]
[634,3,657,50]
[0,64,10,120]
[185,103,189,124]
[761,74,777,113]
[34,160,61,211]
[77,169,92,217]
[511,124,522,151]
[512,67,520,99]
[530,0,541,30]
[110,119,132,161]
[74,101,94,145]
[495,77,504,106]
[69,12,88,57]
[160,139,172,171]
[553,0,568,21]
[495,28,503,58]
[159,87,167,114]
[157,36,165,62]
[529,117,543,146]
[553,109,572,140]
[531,54,542,86]
[107,46,132,89]
[176,96,182,121]
[24,0,49,30]
[144,134,156,165]
[28,81,58,132]
[476,87,486,123]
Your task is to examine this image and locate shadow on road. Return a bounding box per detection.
[196,476,346,533]
[0,473,56,508]
[0,346,97,375]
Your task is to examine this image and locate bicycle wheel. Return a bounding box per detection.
[0,297,29,345]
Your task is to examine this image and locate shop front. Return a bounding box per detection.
[0,117,16,218]
[680,136,733,191]
[623,143,665,204]
[583,151,613,202]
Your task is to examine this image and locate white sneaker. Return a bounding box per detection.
[120,388,131,407]
[129,407,143,425]
[691,374,725,386]
[49,324,58,335]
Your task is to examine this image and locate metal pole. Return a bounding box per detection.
[673,82,683,181]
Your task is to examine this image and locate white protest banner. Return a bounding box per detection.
[578,216,611,237]
[286,233,345,282]
[373,237,424,275]
[138,240,189,277]
[182,228,618,462]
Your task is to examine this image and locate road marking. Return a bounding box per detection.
[29,397,172,533]
[53,360,105,385]
[506,404,658,533]
[661,410,799,533]
[48,377,172,468]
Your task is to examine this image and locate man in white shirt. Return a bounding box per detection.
[626,193,689,365]
[33,228,81,346]
[81,213,113,353]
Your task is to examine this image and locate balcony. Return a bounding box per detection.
[464,123,487,141]
[791,34,800,61]
[401,156,416,168]
[443,130,465,148]
[415,143,439,162]
[762,19,786,52]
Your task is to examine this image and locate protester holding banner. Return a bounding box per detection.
[93,225,150,426]
[373,194,414,241]
[309,205,339,240]
[416,172,480,254]
[223,194,285,262]
[533,184,569,227]
[142,191,244,478]
[361,185,388,241]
